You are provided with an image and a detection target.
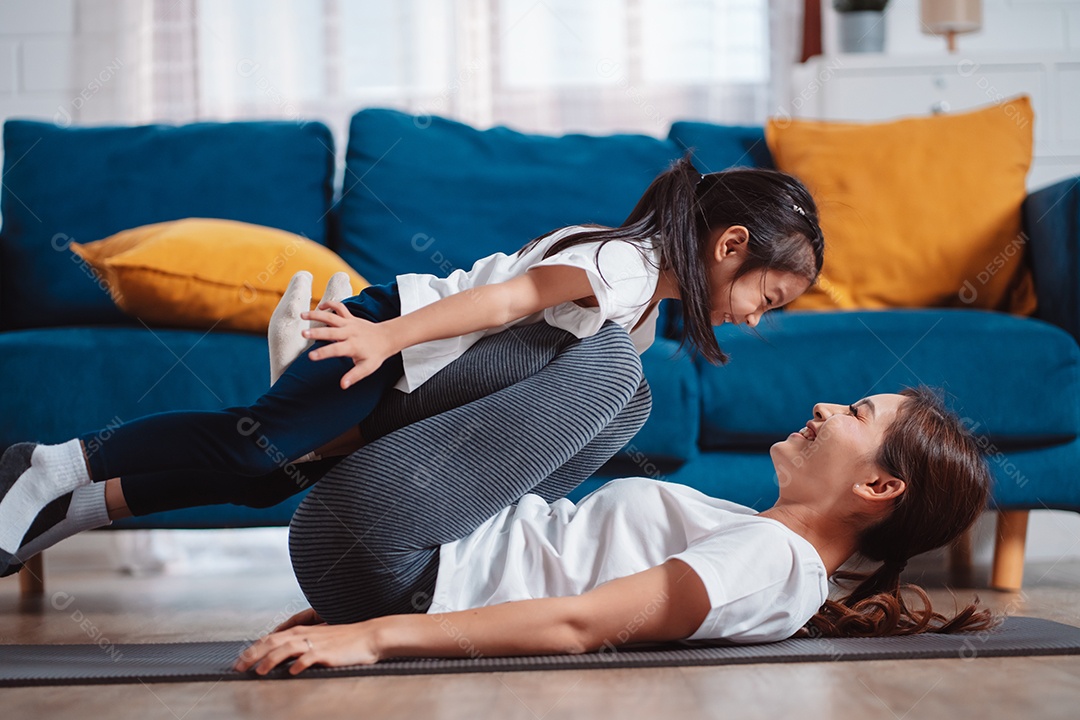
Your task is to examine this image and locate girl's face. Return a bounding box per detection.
[707,226,810,327]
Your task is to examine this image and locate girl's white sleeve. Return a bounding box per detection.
[529,240,657,339]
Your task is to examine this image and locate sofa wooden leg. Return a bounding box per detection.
[948,526,974,587]
[19,553,45,597]
[991,510,1029,592]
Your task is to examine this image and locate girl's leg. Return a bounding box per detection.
[116,320,630,516]
[76,283,402,483]
[110,376,648,517]
[0,285,399,571]
[287,321,645,624]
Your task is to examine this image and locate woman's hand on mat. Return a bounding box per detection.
[233,623,381,676]
[272,606,324,633]
[302,301,396,389]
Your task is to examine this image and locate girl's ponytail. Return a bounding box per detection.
[623,157,728,364]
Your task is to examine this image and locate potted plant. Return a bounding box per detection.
[834,0,890,53]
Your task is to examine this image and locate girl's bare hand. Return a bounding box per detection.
[233,622,381,676]
[272,606,324,633]
[301,301,397,389]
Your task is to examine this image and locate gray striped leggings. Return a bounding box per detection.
[289,321,650,624]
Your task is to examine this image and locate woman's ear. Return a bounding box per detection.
[853,475,906,504]
[713,225,750,262]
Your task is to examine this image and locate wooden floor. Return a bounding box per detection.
[2,546,1080,720]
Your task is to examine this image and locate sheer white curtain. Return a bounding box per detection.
[113,0,802,139]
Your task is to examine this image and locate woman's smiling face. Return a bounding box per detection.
[770,394,908,508]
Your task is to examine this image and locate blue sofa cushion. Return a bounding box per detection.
[697,309,1080,449]
[109,496,307,530]
[0,120,336,330]
[1025,175,1080,343]
[0,326,272,449]
[337,108,684,285]
[632,337,700,465]
[667,122,774,173]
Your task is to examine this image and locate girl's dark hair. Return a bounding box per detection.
[518,154,825,364]
[801,387,999,638]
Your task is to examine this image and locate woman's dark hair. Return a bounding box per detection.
[802,387,999,638]
[517,154,825,364]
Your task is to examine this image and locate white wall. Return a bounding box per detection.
[823,0,1080,56]
[0,0,134,181]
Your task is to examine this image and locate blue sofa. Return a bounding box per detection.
[2,109,1078,591]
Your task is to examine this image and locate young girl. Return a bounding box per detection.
[0,156,824,575]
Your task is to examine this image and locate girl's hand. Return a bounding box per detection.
[301,301,398,389]
[272,606,324,633]
[233,622,381,676]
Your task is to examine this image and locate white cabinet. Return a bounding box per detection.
[790,54,1080,191]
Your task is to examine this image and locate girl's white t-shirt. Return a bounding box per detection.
[429,477,829,644]
[393,225,662,393]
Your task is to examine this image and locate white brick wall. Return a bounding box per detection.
[0,0,130,173]
[0,0,75,35]
[0,41,16,94]
[1,0,79,126]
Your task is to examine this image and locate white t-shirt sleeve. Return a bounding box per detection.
[669,524,826,644]
[530,239,658,339]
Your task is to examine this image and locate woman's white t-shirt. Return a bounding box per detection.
[429,477,829,644]
[393,225,662,393]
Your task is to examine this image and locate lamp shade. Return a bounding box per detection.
[920,0,982,35]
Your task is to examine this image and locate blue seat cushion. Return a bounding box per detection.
[632,337,700,465]
[337,108,684,285]
[0,120,336,330]
[0,327,272,449]
[109,495,307,529]
[697,309,1080,449]
[666,121,774,173]
[579,452,777,510]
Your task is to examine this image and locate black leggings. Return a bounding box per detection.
[81,282,403,509]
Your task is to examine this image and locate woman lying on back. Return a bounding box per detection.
[229,323,994,675]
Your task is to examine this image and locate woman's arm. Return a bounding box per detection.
[380,558,711,658]
[303,264,595,388]
[234,559,711,675]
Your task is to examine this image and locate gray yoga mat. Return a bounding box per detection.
[1,616,1078,687]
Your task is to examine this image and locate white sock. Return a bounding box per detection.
[268,271,356,385]
[268,270,314,386]
[319,272,354,311]
[13,481,112,565]
[0,440,91,554]
[268,272,354,465]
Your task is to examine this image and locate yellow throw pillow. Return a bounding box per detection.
[71,218,368,332]
[766,96,1037,314]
